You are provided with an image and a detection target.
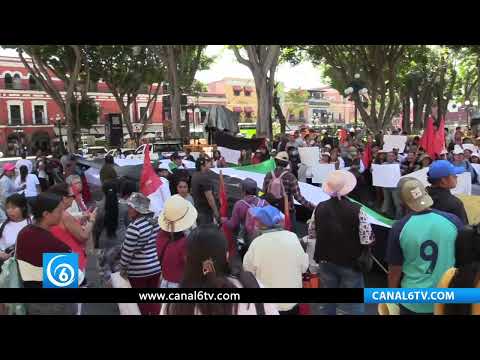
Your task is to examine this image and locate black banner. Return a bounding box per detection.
[214,130,265,152]
[0,288,364,303]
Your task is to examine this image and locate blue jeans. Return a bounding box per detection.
[316,262,365,315]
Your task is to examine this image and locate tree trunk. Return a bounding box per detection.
[254,75,271,139]
[65,100,75,153]
[273,89,286,134]
[402,96,411,134]
[166,47,181,139]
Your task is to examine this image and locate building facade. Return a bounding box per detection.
[306,86,356,126]
[208,78,257,122]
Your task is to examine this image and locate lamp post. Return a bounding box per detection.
[344,73,368,129]
[464,100,475,128]
[54,114,65,154]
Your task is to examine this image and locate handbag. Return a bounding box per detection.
[354,245,373,273]
[0,237,26,315]
[302,269,320,288]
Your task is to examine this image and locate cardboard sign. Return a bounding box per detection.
[298,147,320,167]
[400,167,430,187]
[451,172,472,196]
[372,164,401,188]
[383,135,408,153]
[311,163,336,184]
[217,146,241,165]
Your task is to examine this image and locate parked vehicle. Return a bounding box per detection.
[128,141,184,161]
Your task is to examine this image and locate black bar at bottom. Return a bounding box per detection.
[0,288,364,303]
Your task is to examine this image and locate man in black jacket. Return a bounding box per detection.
[427,160,469,225]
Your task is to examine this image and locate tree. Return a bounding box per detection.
[12,45,85,153]
[70,97,99,133]
[151,46,213,140]
[284,88,309,121]
[301,45,407,132]
[232,45,281,139]
[86,45,165,146]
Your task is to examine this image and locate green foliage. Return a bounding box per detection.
[71,97,98,129]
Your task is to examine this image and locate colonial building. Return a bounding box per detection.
[306,86,356,125]
[0,56,229,156]
[207,78,257,122]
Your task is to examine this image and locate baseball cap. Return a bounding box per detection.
[2,163,15,172]
[249,205,284,228]
[241,178,258,194]
[427,160,465,180]
[400,178,433,212]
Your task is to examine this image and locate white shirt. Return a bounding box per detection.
[15,174,40,197]
[148,177,171,217]
[243,229,309,311]
[15,159,33,174]
[0,219,29,251]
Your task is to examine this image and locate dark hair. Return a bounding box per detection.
[105,155,114,164]
[195,157,210,171]
[444,226,480,315]
[47,183,70,197]
[21,152,26,159]
[119,179,137,198]
[20,165,28,183]
[164,225,260,315]
[0,194,29,238]
[31,193,63,221]
[103,180,119,238]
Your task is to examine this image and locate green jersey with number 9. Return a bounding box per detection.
[386,209,464,314]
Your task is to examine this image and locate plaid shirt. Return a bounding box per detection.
[263,168,314,211]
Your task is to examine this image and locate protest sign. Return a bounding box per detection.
[383,135,407,153]
[472,163,480,177]
[217,146,241,165]
[372,164,401,188]
[451,172,472,196]
[400,167,430,187]
[298,147,320,167]
[311,163,336,184]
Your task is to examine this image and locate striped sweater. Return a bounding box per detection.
[120,216,161,278]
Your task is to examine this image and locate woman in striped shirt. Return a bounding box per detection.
[120,192,161,315]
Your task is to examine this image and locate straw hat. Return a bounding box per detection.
[158,195,198,233]
[322,170,357,198]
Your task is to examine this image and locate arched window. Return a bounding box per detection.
[4,73,13,89]
[13,74,22,90]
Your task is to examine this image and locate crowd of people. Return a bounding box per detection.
[1,123,480,315]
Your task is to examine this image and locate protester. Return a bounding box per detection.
[47,183,95,273]
[168,152,186,171]
[263,151,315,232]
[223,178,268,253]
[156,195,198,288]
[119,192,161,315]
[100,155,118,185]
[381,151,402,220]
[36,155,50,191]
[184,148,195,162]
[212,150,227,168]
[0,194,30,264]
[15,193,76,314]
[15,165,40,206]
[419,154,433,169]
[176,179,194,205]
[386,178,463,315]
[320,152,331,164]
[426,160,469,225]
[251,149,263,164]
[160,225,279,315]
[238,149,251,166]
[401,152,420,175]
[243,205,308,315]
[191,157,220,225]
[286,134,298,150]
[310,170,374,315]
[15,152,33,175]
[0,163,25,220]
[65,175,88,218]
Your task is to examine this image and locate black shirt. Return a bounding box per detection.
[427,187,469,225]
[191,171,214,212]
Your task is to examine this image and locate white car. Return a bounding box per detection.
[79,146,108,159]
[127,142,185,161]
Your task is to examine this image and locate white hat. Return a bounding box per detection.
[463,144,477,153]
[471,152,480,159]
[323,170,357,198]
[321,152,331,158]
[158,195,198,233]
[321,129,327,134]
[453,146,464,155]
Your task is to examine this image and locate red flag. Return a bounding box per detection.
[219,171,235,257]
[283,194,291,231]
[339,129,348,145]
[420,116,436,159]
[362,142,373,169]
[140,144,162,196]
[433,117,446,157]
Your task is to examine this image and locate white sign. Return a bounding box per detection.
[400,167,430,187]
[451,172,472,196]
[132,123,144,133]
[372,164,401,188]
[217,146,241,165]
[311,163,336,184]
[383,135,408,153]
[298,147,320,167]
[472,163,480,177]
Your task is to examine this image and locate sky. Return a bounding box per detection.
[0,45,326,90]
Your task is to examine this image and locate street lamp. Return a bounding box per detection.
[54,114,65,154]
[344,73,368,129]
[464,100,475,128]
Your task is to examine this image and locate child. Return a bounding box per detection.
[176,179,194,206]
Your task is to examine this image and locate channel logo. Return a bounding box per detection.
[42,253,79,288]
